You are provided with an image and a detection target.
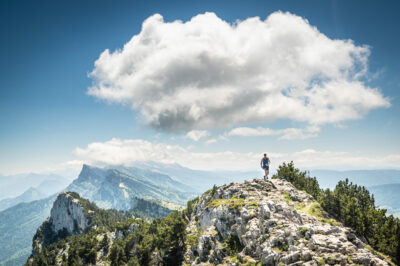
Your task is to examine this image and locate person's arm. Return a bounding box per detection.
[260,158,263,168]
[268,157,271,165]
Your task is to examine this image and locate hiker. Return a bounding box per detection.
[260,153,270,180]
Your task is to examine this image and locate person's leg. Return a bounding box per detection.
[264,168,268,180]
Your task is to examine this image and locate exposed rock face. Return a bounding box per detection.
[50,192,89,234]
[30,192,90,257]
[185,178,390,265]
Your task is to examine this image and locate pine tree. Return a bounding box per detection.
[101,233,109,254]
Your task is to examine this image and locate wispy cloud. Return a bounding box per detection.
[186,130,210,141]
[228,125,320,140]
[205,138,217,144]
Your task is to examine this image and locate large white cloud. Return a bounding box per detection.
[88,12,389,132]
[74,138,400,171]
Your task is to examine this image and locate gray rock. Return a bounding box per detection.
[183,179,390,266]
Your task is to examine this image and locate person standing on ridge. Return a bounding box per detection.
[260,153,270,180]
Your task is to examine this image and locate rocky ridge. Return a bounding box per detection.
[185,178,390,265]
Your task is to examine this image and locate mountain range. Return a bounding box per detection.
[0,187,47,212]
[1,162,249,266]
[0,173,72,201]
[1,164,185,266]
[26,178,393,265]
[66,164,196,210]
[1,164,399,265]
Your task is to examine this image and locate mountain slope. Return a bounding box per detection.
[34,178,71,196]
[0,187,47,212]
[115,165,196,193]
[27,178,391,265]
[66,165,195,209]
[132,161,259,192]
[0,194,56,266]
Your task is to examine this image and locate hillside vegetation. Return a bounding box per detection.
[274,162,400,264]
[27,210,188,266]
[0,195,56,266]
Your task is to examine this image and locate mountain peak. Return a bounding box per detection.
[80,164,95,175]
[184,178,390,265]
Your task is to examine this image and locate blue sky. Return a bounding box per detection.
[0,0,399,174]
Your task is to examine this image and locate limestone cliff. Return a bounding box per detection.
[30,192,90,257]
[185,178,390,265]
[50,192,90,235]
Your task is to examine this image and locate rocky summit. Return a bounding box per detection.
[185,178,390,265]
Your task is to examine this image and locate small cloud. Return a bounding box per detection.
[278,125,320,140]
[205,139,217,144]
[228,127,279,137]
[186,130,210,141]
[334,123,347,129]
[228,125,320,140]
[218,134,230,142]
[186,145,195,150]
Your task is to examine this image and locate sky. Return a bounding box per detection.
[0,0,399,175]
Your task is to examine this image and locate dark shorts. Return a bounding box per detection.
[263,166,269,170]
